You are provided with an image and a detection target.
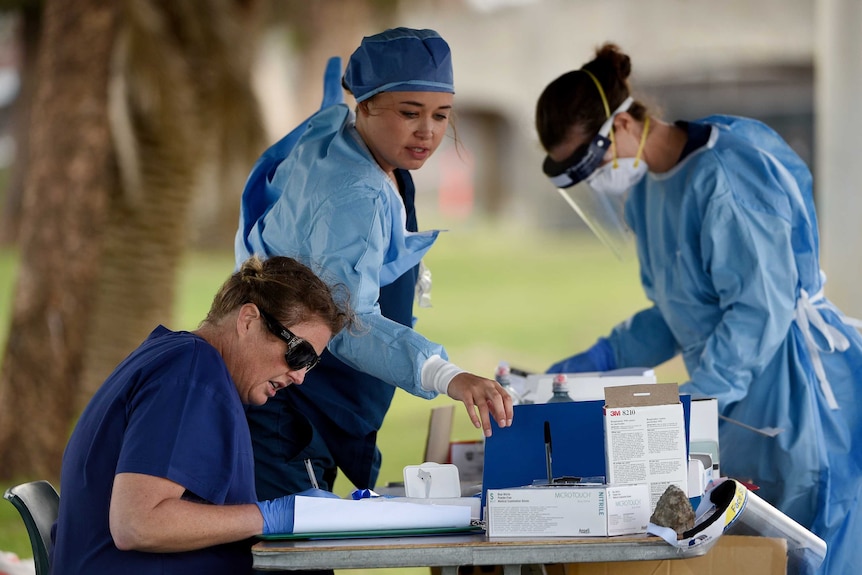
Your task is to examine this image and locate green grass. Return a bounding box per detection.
[0,224,688,571]
[0,247,31,558]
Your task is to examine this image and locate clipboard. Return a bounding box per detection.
[258,524,484,541]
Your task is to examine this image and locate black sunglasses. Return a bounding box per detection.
[258,308,321,372]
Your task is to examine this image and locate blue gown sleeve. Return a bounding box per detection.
[546,337,617,373]
[680,173,799,410]
[608,305,680,368]
[307,189,443,400]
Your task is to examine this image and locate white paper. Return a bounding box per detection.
[292,497,472,533]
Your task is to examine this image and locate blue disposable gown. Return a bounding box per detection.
[606,116,862,574]
[236,96,444,398]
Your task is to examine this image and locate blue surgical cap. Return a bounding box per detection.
[343,27,454,103]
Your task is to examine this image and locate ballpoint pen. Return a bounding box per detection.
[304,458,320,490]
[544,420,553,485]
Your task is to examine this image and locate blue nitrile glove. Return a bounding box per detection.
[256,488,340,535]
[350,488,382,500]
[546,337,616,374]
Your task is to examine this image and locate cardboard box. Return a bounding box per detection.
[449,440,484,484]
[687,458,706,501]
[432,536,786,575]
[604,384,688,510]
[423,405,455,464]
[605,485,651,536]
[486,484,650,537]
[690,397,720,476]
[482,397,692,513]
[561,535,787,575]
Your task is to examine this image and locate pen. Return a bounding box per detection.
[544,421,553,485]
[304,458,320,490]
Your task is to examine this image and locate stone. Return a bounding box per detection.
[650,484,695,537]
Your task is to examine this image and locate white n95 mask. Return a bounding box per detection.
[586,157,648,196]
[586,114,651,196]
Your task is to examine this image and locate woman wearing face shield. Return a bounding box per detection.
[537,43,862,575]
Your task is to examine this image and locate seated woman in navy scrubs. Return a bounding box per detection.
[51,256,350,575]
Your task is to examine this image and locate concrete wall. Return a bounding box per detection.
[816,0,862,316]
[254,0,862,315]
[393,0,816,226]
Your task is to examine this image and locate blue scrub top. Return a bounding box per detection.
[52,327,257,575]
[608,116,862,575]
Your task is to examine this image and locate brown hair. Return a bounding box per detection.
[536,43,648,152]
[203,255,351,335]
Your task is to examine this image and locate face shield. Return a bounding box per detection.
[542,96,641,260]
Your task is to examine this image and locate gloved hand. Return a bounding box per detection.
[256,488,340,535]
[546,337,616,374]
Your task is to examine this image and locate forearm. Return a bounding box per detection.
[111,498,263,553]
[328,311,445,399]
[110,472,263,553]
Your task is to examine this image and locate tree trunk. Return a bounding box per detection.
[0,0,119,480]
[277,0,391,116]
[185,0,269,250]
[0,3,42,246]
[0,0,266,480]
[78,0,266,407]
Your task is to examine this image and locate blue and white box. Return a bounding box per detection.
[486,483,649,537]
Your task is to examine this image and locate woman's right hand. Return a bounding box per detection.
[447,372,514,437]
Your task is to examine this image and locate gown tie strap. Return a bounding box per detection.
[794,288,861,410]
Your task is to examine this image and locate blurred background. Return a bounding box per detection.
[0,0,860,567]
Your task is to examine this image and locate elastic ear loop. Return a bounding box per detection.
[634,116,650,168]
[582,69,619,169]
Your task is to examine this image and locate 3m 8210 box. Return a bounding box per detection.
[486,484,649,537]
[604,384,688,510]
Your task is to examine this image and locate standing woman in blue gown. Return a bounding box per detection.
[235,28,513,506]
[536,43,862,575]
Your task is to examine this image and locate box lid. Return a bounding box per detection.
[605,383,680,408]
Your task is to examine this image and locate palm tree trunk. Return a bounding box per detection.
[0,0,119,480]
